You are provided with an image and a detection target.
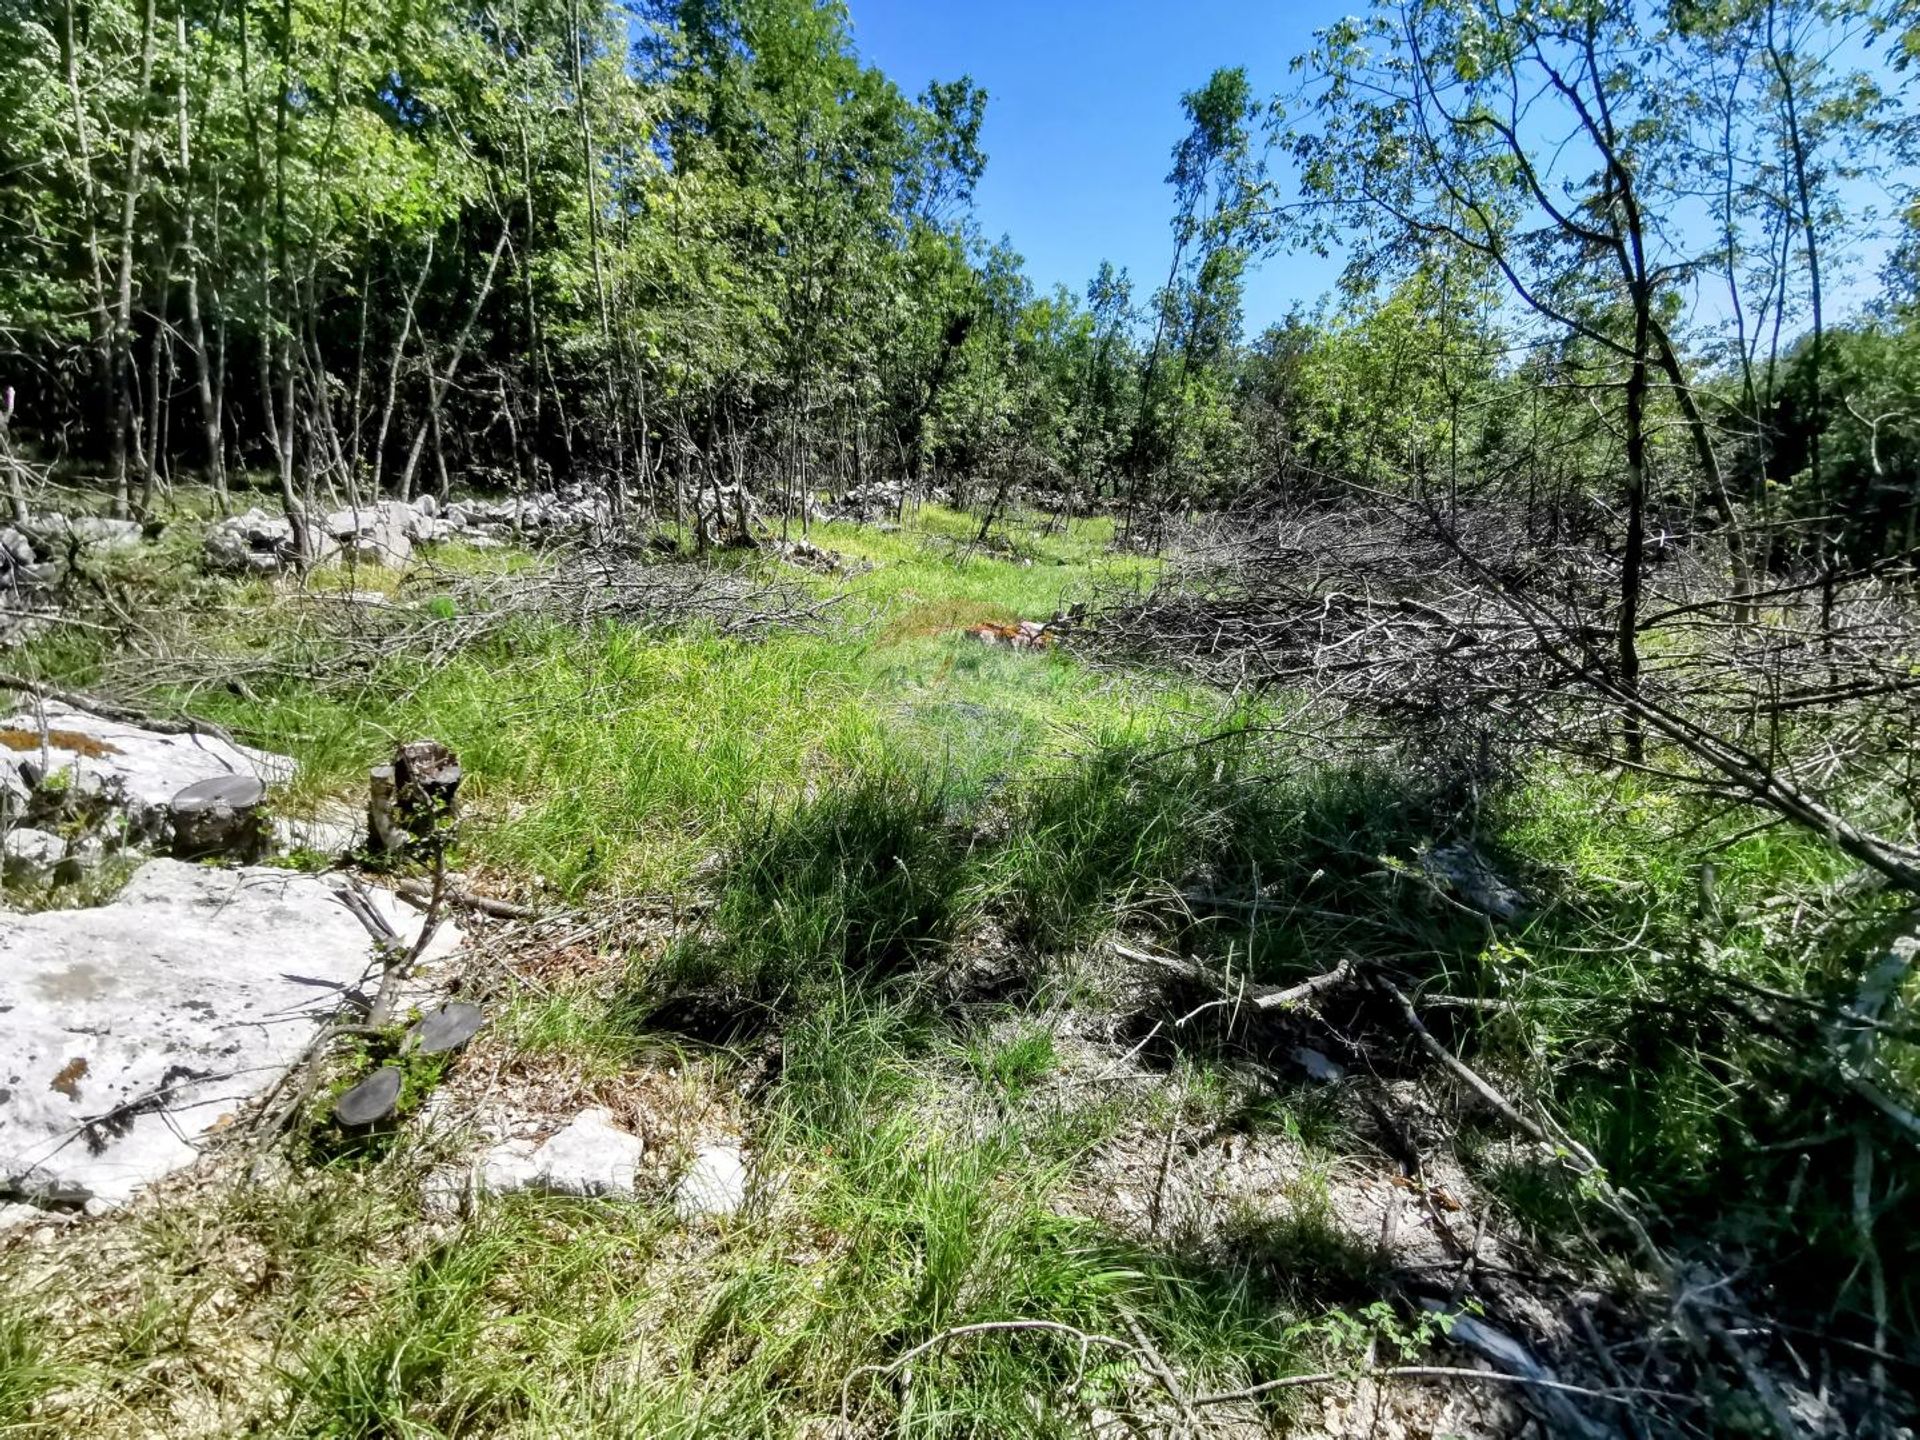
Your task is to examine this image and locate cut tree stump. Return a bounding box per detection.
[170,773,270,861]
[368,740,461,858]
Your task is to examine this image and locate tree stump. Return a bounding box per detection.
[368,740,460,859]
[170,773,270,861]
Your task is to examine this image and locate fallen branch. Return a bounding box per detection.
[1372,972,1600,1172]
[1121,1313,1201,1432]
[0,670,238,744]
[395,877,540,920]
[837,1320,1155,1425]
[1111,941,1361,1012]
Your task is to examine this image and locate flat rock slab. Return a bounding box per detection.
[0,701,294,842]
[0,860,458,1207]
[468,1109,645,1200]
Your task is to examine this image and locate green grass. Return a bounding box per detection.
[966,1025,1060,1099]
[2,992,1321,1439]
[18,504,1202,902]
[6,497,1917,1433]
[643,761,976,1022]
[0,1310,68,1435]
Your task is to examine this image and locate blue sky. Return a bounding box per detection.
[850,0,1354,330]
[849,0,1909,335]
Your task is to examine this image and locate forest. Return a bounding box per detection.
[1,0,1920,1436]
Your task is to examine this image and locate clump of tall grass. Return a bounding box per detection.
[0,1309,70,1433]
[644,762,979,1020]
[992,722,1454,965]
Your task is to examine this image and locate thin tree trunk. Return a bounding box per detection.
[1768,1,1829,626]
[371,237,434,497]
[270,0,308,561]
[60,0,114,488]
[398,224,509,501]
[176,6,228,509]
[110,0,160,517]
[0,400,31,526]
[1620,292,1651,767]
[568,0,624,484]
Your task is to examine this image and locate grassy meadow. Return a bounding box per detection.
[0,502,1910,1438]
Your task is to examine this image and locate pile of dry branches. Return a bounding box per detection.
[1082,498,1920,889]
[93,540,842,706]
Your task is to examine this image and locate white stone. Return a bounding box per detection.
[0,1201,49,1230]
[1292,1047,1346,1082]
[0,701,294,847]
[673,1144,747,1221]
[204,508,293,572]
[25,515,143,552]
[523,1110,644,1197]
[0,528,35,565]
[1422,842,1529,922]
[204,520,277,573]
[2,826,65,883]
[274,805,363,858]
[471,1137,540,1196]
[347,515,412,571]
[204,509,342,572]
[0,859,459,1206]
[61,832,106,873]
[459,1109,644,1201]
[406,515,458,544]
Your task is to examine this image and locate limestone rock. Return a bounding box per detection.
[673,1144,747,1221]
[0,859,458,1206]
[0,528,35,566]
[273,804,363,859]
[204,509,344,572]
[1421,841,1530,923]
[204,508,297,572]
[2,826,65,885]
[1292,1047,1346,1083]
[0,700,293,849]
[344,509,413,570]
[0,1200,50,1230]
[23,514,144,553]
[472,1109,644,1199]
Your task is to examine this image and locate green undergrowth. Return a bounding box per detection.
[638,706,1918,1346]
[652,763,972,1017]
[5,499,1916,1432]
[17,504,1200,899]
[4,991,1327,1438]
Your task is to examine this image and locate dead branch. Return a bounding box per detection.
[395,876,541,920]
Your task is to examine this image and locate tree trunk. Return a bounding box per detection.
[109,0,160,518]
[60,0,114,483]
[398,224,508,501]
[372,237,434,498]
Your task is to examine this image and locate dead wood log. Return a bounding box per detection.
[170,772,269,861]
